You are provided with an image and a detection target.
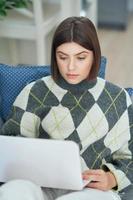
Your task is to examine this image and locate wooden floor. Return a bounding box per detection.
[98,13,133,88]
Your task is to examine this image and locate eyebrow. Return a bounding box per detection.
[56,51,90,56]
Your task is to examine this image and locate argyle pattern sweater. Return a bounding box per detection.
[1,76,133,198]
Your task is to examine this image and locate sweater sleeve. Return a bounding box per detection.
[102,91,133,192]
[0,82,41,138]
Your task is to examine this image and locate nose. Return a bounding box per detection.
[67,58,75,71]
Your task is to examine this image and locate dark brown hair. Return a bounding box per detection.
[51,16,101,81]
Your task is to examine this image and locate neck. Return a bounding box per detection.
[55,75,97,92]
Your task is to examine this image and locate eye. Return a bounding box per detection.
[77,57,86,60]
[59,56,67,60]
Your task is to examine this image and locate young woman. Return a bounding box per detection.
[0,17,133,200]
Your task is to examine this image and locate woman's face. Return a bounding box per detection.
[56,42,94,84]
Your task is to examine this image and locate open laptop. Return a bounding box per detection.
[0,135,91,190]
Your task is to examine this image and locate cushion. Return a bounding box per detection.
[0,64,51,121]
[125,88,133,103]
[98,56,106,79]
[0,56,106,121]
[0,96,3,128]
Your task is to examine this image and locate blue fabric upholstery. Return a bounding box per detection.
[98,56,106,79]
[125,88,133,97]
[0,57,106,121]
[125,88,133,103]
[0,64,51,121]
[0,96,3,127]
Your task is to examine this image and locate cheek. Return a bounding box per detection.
[88,55,93,66]
[57,58,68,70]
[82,61,93,77]
[56,59,62,71]
[56,61,66,75]
[83,65,91,76]
[85,59,93,70]
[86,57,93,71]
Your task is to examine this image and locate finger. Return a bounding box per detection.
[89,175,103,182]
[82,173,91,180]
[82,170,90,175]
[83,169,104,176]
[87,169,105,175]
[87,181,105,191]
[83,174,103,182]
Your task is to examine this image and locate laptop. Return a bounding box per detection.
[0,135,91,190]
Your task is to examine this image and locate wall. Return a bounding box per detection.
[128,0,133,11]
[0,39,11,64]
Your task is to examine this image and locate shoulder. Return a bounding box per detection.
[97,77,132,106]
[97,77,122,92]
[21,75,54,92]
[14,76,54,105]
[97,77,125,94]
[13,75,55,110]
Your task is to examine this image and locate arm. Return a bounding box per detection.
[0,81,41,138]
[83,91,133,192]
[102,92,133,192]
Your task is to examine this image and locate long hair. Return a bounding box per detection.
[51,16,101,81]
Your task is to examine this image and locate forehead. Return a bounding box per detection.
[56,42,90,55]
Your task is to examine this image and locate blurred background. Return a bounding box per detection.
[0,0,132,88]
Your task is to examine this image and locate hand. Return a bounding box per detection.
[82,169,117,191]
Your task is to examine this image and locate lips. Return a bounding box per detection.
[66,74,79,79]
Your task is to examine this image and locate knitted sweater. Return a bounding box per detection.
[1,76,133,199]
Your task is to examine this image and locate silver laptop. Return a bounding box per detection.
[0,135,91,190]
